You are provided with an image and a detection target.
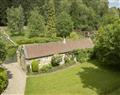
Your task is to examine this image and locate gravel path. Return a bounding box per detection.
[2,62,26,95]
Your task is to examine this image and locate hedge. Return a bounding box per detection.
[0,68,8,94]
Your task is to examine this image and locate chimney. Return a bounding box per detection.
[63,38,66,44]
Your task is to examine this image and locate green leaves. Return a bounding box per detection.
[46,0,56,37]
[7,6,24,36]
[28,8,46,37]
[56,11,73,37]
[0,40,6,64]
[94,20,120,66]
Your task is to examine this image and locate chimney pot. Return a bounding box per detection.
[63,38,66,44]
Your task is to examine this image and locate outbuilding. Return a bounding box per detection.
[17,38,93,71]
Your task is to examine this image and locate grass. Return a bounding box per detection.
[25,61,120,95]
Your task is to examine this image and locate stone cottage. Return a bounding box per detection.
[17,38,93,71]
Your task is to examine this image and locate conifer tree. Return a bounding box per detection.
[28,8,46,37]
[46,0,56,37]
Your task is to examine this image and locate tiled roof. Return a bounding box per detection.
[23,38,94,59]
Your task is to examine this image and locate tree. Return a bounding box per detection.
[0,40,6,64]
[0,0,11,25]
[70,0,96,31]
[101,8,119,26]
[94,20,120,67]
[70,0,82,29]
[56,11,73,37]
[22,0,46,24]
[7,6,24,36]
[55,0,71,15]
[46,0,56,37]
[28,8,46,37]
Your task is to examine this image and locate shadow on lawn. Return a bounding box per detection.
[77,61,120,95]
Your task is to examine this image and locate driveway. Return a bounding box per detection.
[2,62,26,95]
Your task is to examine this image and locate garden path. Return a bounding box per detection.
[2,62,26,95]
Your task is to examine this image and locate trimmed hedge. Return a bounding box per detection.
[31,60,39,72]
[16,37,62,45]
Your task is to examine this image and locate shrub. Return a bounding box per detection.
[64,55,75,65]
[40,64,52,73]
[31,60,39,72]
[69,31,79,40]
[51,55,62,67]
[6,46,17,59]
[64,56,70,64]
[73,49,93,63]
[0,68,8,94]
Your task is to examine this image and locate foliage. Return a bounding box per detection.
[46,0,56,37]
[70,0,96,31]
[55,0,71,15]
[16,37,62,45]
[0,40,6,64]
[51,55,62,67]
[6,46,17,59]
[64,56,70,64]
[0,68,8,94]
[64,55,75,65]
[28,8,46,37]
[0,0,119,33]
[94,20,120,67]
[31,60,39,72]
[73,49,92,63]
[56,11,73,37]
[39,64,52,73]
[69,31,80,40]
[101,8,119,26]
[6,6,24,36]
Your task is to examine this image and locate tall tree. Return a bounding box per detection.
[0,0,11,25]
[7,6,24,36]
[56,11,73,37]
[70,0,96,31]
[101,8,119,25]
[28,8,46,37]
[55,0,71,15]
[22,0,46,24]
[94,19,120,66]
[46,0,56,37]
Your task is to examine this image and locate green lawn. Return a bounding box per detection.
[25,61,120,95]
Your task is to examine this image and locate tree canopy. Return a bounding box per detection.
[28,8,46,37]
[7,6,24,36]
[0,0,118,33]
[94,20,120,67]
[56,11,73,37]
